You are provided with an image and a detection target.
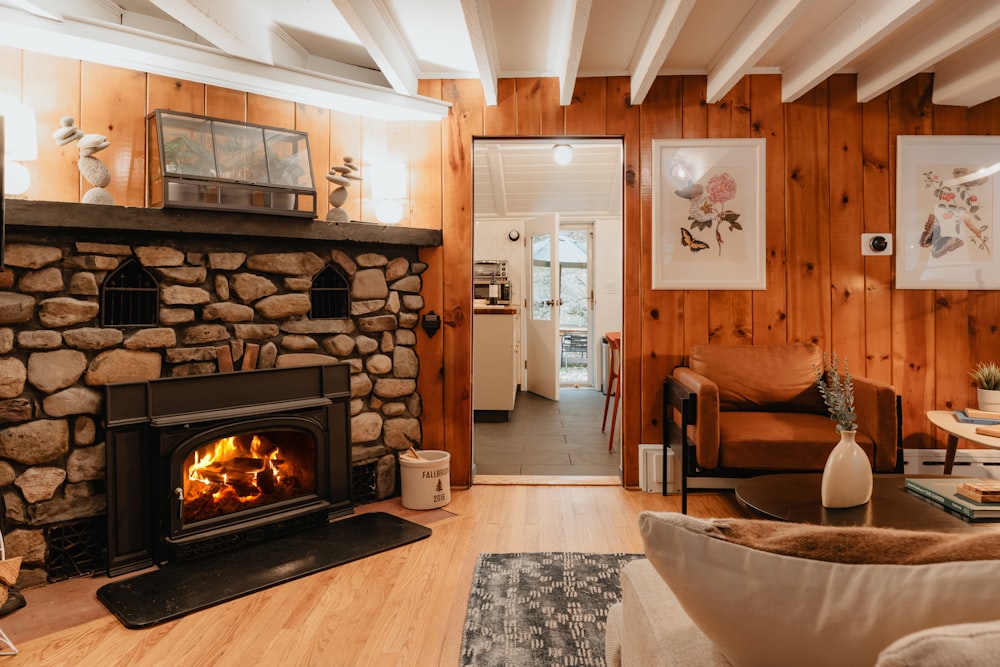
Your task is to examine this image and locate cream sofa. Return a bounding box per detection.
[606,512,1000,667]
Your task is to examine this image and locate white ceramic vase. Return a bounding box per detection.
[977,388,1000,412]
[820,430,873,508]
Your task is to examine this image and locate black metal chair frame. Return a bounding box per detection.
[662,375,904,514]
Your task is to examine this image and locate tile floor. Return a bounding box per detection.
[473,388,621,476]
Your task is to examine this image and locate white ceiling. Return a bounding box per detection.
[3,0,1000,116]
[474,139,623,219]
[4,0,1000,217]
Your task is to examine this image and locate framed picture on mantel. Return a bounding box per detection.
[896,135,1000,289]
[650,138,766,290]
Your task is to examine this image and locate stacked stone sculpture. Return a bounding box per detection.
[325,155,361,222]
[51,115,114,205]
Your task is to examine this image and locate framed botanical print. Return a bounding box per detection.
[896,135,1000,289]
[651,138,766,290]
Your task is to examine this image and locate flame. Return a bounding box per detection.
[186,434,281,501]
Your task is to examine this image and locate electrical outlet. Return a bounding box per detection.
[861,233,892,256]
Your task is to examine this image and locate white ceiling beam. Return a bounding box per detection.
[331,0,419,97]
[932,30,1000,107]
[459,0,499,106]
[5,0,63,21]
[146,0,273,64]
[780,0,934,103]
[0,7,450,121]
[705,0,809,104]
[857,1,1000,102]
[487,146,509,217]
[629,0,696,106]
[557,0,592,106]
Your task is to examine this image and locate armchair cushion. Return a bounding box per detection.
[639,511,1000,667]
[689,342,826,413]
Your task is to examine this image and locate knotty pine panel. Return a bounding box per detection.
[565,78,606,135]
[606,75,641,486]
[540,77,565,135]
[638,77,684,447]
[294,102,330,218]
[80,63,147,207]
[23,51,80,203]
[329,110,362,222]
[861,93,893,384]
[247,94,294,131]
[889,74,935,448]
[680,76,710,352]
[750,74,788,345]
[827,74,866,369]
[147,75,205,116]
[515,78,543,136]
[707,78,753,345]
[784,84,831,347]
[484,78,517,135]
[440,78,484,486]
[412,80,444,231]
[205,86,246,121]
[930,104,971,417]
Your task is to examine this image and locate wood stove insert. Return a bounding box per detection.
[104,364,352,576]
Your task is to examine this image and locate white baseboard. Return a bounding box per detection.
[638,444,679,493]
[902,448,1000,480]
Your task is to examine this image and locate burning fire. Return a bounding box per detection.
[182,430,314,524]
[186,434,284,502]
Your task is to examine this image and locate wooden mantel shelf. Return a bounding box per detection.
[4,199,442,247]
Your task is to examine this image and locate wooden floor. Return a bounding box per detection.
[6,486,746,666]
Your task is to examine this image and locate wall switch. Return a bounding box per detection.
[861,233,893,256]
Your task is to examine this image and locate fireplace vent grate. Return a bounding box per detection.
[352,460,378,504]
[101,258,159,327]
[45,517,106,582]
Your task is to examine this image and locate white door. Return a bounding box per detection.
[525,213,560,401]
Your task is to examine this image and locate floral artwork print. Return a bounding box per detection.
[674,171,743,256]
[920,167,991,258]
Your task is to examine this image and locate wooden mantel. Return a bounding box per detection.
[3,199,442,247]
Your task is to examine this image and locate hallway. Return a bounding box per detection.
[473,388,621,477]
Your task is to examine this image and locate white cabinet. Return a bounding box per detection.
[473,311,518,415]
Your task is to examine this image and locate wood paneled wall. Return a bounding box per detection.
[8,44,1000,489]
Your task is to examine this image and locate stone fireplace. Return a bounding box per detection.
[0,199,441,588]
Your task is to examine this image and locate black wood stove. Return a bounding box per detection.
[104,364,353,576]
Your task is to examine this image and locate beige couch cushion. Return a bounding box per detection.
[689,342,826,413]
[606,559,731,667]
[875,620,1000,667]
[639,511,1000,667]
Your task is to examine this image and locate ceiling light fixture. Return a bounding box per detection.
[553,144,573,165]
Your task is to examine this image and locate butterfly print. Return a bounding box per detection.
[919,213,964,258]
[680,227,710,252]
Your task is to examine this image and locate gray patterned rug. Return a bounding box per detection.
[460,552,644,666]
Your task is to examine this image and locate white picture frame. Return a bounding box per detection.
[651,138,766,290]
[896,135,1000,289]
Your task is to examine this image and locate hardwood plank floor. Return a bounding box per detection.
[7,486,746,666]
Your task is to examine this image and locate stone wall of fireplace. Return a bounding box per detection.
[0,217,430,588]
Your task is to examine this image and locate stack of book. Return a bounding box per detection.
[905,477,1000,521]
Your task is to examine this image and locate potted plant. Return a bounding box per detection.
[969,361,1000,411]
[814,353,871,508]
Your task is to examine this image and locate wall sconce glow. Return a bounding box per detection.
[373,161,408,224]
[0,101,38,195]
[553,144,573,165]
[375,200,403,224]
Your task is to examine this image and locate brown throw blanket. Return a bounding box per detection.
[703,519,1000,564]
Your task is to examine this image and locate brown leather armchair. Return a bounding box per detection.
[663,343,901,512]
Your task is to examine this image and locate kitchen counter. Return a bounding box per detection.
[473,305,518,315]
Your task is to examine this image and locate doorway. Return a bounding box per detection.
[471,138,624,478]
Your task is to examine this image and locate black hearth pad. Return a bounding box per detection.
[96,512,431,629]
